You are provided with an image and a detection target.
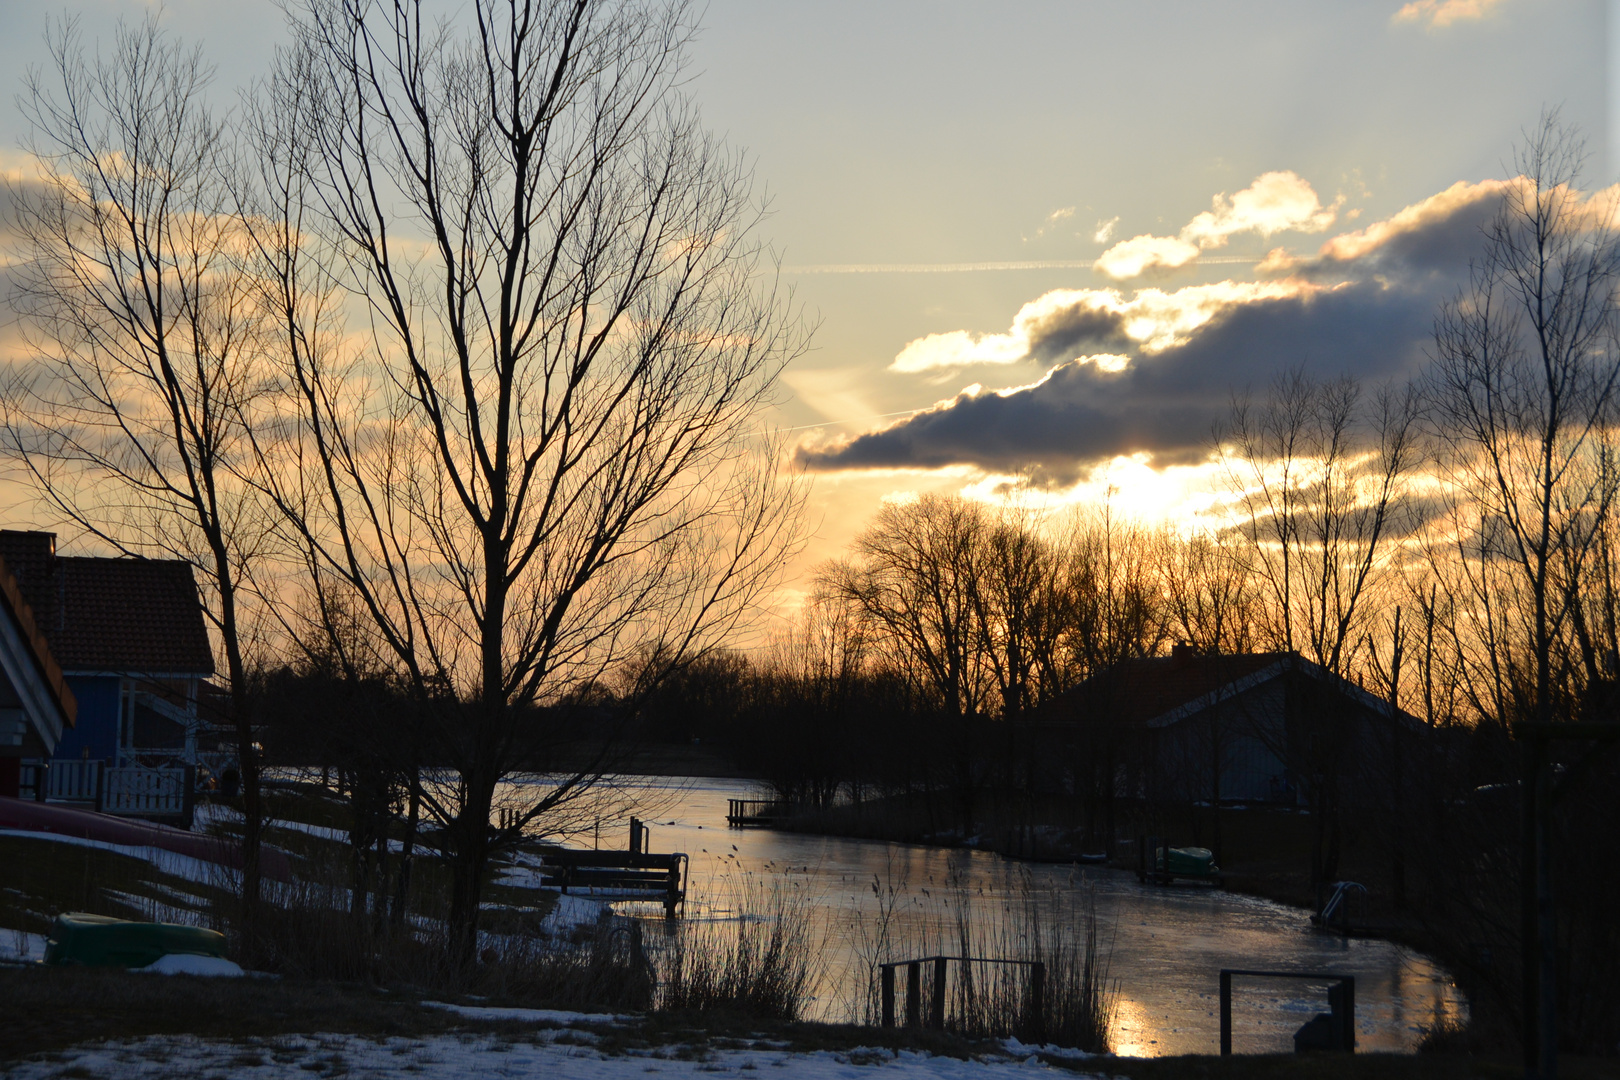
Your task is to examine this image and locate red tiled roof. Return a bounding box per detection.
[1035,651,1291,727]
[0,532,215,675]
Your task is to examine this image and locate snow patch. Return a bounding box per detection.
[134,953,245,977]
[3,1032,1073,1078]
[1,929,47,962]
[540,891,605,934]
[424,1001,632,1024]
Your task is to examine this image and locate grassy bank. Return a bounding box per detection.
[5,966,1619,1078]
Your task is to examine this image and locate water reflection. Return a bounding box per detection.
[506,774,1467,1056]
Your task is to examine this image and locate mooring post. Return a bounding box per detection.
[881,965,895,1029]
[932,957,948,1030]
[906,961,922,1028]
[1219,970,1233,1056]
[1030,962,1046,1044]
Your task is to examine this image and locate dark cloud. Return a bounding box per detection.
[797,177,1525,478]
[1296,180,1508,283]
[1021,304,1128,364]
[797,280,1441,477]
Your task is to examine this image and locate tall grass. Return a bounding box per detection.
[653,874,821,1022]
[945,874,1116,1050]
[844,861,1116,1052]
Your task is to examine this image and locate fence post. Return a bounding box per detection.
[881,965,895,1029]
[906,961,921,1028]
[932,956,947,1030]
[1339,977,1355,1052]
[1029,962,1046,1044]
[1219,970,1233,1056]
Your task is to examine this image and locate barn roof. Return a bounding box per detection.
[1033,649,1409,729]
[0,531,215,676]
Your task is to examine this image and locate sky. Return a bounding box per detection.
[0,0,1611,611]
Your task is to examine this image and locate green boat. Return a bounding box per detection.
[43,913,227,969]
[1156,845,1220,879]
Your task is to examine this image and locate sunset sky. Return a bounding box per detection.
[0,0,1610,609]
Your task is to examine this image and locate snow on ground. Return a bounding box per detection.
[540,891,606,934]
[424,1002,633,1024]
[4,1032,1100,1079]
[134,954,246,977]
[1,929,47,962]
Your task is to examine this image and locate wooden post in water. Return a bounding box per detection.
[906,962,922,1028]
[932,957,948,1030]
[881,965,896,1028]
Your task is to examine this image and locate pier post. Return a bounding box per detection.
[906,962,921,1028]
[881,965,895,1028]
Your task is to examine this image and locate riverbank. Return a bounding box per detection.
[2,967,1614,1079]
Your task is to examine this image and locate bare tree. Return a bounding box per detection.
[822,495,994,723]
[1054,508,1171,681]
[2,16,273,923]
[1216,369,1417,890]
[1425,114,1620,733]
[1423,112,1620,1068]
[240,0,807,949]
[1219,368,1418,675]
[1161,530,1258,656]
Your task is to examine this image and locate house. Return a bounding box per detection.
[1023,645,1420,808]
[0,552,78,798]
[0,532,215,811]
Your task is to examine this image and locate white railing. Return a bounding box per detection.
[46,759,102,803]
[102,766,188,816]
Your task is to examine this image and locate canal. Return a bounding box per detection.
[520,774,1467,1057]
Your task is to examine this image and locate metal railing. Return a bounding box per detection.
[1218,969,1355,1055]
[880,955,1047,1041]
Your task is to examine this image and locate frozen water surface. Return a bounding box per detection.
[510,775,1466,1057]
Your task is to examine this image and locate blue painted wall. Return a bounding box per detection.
[50,675,119,763]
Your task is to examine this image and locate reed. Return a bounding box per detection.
[653,874,821,1021]
[843,860,1116,1052]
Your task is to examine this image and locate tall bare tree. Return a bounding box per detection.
[1426,115,1620,734]
[1217,369,1417,890]
[2,16,272,923]
[241,0,807,948]
[1423,113,1620,1070]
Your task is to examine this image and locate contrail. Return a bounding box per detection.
[781,255,1264,275]
[778,408,923,432]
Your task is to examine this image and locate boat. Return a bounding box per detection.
[1158,845,1220,878]
[43,912,227,968]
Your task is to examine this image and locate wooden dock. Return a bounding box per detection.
[725,798,789,827]
[536,818,688,916]
[537,850,688,916]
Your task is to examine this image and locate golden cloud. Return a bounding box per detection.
[889,279,1320,374]
[1094,171,1341,280]
[1391,0,1509,28]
